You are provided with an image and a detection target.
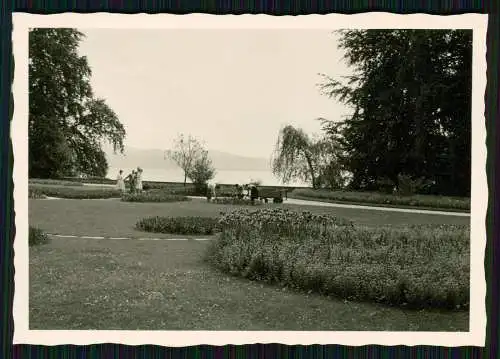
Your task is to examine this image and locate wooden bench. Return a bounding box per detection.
[255,188,288,203]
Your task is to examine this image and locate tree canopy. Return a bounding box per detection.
[165,134,207,186]
[187,149,216,191]
[319,29,472,196]
[29,28,125,178]
[272,124,342,189]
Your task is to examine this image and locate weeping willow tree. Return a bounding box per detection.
[271,125,328,188]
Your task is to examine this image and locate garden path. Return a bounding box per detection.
[47,233,212,241]
[281,197,470,216]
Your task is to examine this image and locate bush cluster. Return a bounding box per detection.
[210,197,263,206]
[29,178,84,186]
[142,183,198,195]
[121,192,190,203]
[290,189,470,211]
[207,208,469,309]
[29,188,47,199]
[60,176,115,185]
[29,226,50,246]
[28,184,121,199]
[136,216,220,235]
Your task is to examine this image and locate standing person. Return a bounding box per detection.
[116,169,126,193]
[213,183,219,200]
[135,167,143,193]
[206,181,215,202]
[126,170,137,194]
[235,184,244,199]
[250,184,259,205]
[239,184,245,199]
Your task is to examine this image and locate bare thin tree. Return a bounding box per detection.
[165,134,204,186]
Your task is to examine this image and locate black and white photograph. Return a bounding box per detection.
[13,13,487,346]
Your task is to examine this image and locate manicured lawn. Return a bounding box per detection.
[29,197,469,238]
[28,198,470,331]
[30,236,468,331]
[29,183,121,199]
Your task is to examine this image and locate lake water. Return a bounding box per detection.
[108,167,309,187]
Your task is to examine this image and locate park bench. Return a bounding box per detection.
[210,184,291,204]
[255,187,288,203]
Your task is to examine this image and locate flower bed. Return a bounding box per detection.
[28,184,121,199]
[121,192,190,203]
[136,216,220,235]
[207,208,469,310]
[210,197,263,206]
[29,226,50,246]
[289,189,470,211]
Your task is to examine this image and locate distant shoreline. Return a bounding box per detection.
[107,167,309,187]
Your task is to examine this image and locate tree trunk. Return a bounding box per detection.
[183,172,187,186]
[305,153,316,189]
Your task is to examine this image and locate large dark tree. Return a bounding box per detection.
[320,29,472,196]
[29,28,125,178]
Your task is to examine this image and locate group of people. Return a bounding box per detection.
[235,183,259,202]
[207,182,260,204]
[115,170,262,202]
[116,167,143,194]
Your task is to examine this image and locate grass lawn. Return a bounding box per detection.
[288,189,470,212]
[29,197,468,238]
[29,183,121,199]
[28,198,470,330]
[30,237,468,331]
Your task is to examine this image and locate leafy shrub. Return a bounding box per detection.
[29,184,121,199]
[289,188,470,211]
[142,182,196,193]
[210,197,263,206]
[60,176,115,185]
[29,226,50,246]
[375,177,396,194]
[29,178,84,186]
[396,174,430,196]
[29,188,47,199]
[121,192,190,203]
[207,209,469,310]
[169,187,198,196]
[140,183,197,195]
[187,151,216,192]
[136,216,220,235]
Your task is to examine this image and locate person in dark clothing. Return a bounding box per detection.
[250,185,259,205]
[125,170,137,194]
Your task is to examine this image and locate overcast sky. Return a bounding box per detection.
[78,29,351,158]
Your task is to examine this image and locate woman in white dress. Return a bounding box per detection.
[135,167,143,193]
[116,170,126,192]
[206,181,216,201]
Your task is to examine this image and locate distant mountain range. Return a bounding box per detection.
[105,146,271,171]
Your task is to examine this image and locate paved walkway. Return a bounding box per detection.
[282,198,470,217]
[47,233,213,241]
